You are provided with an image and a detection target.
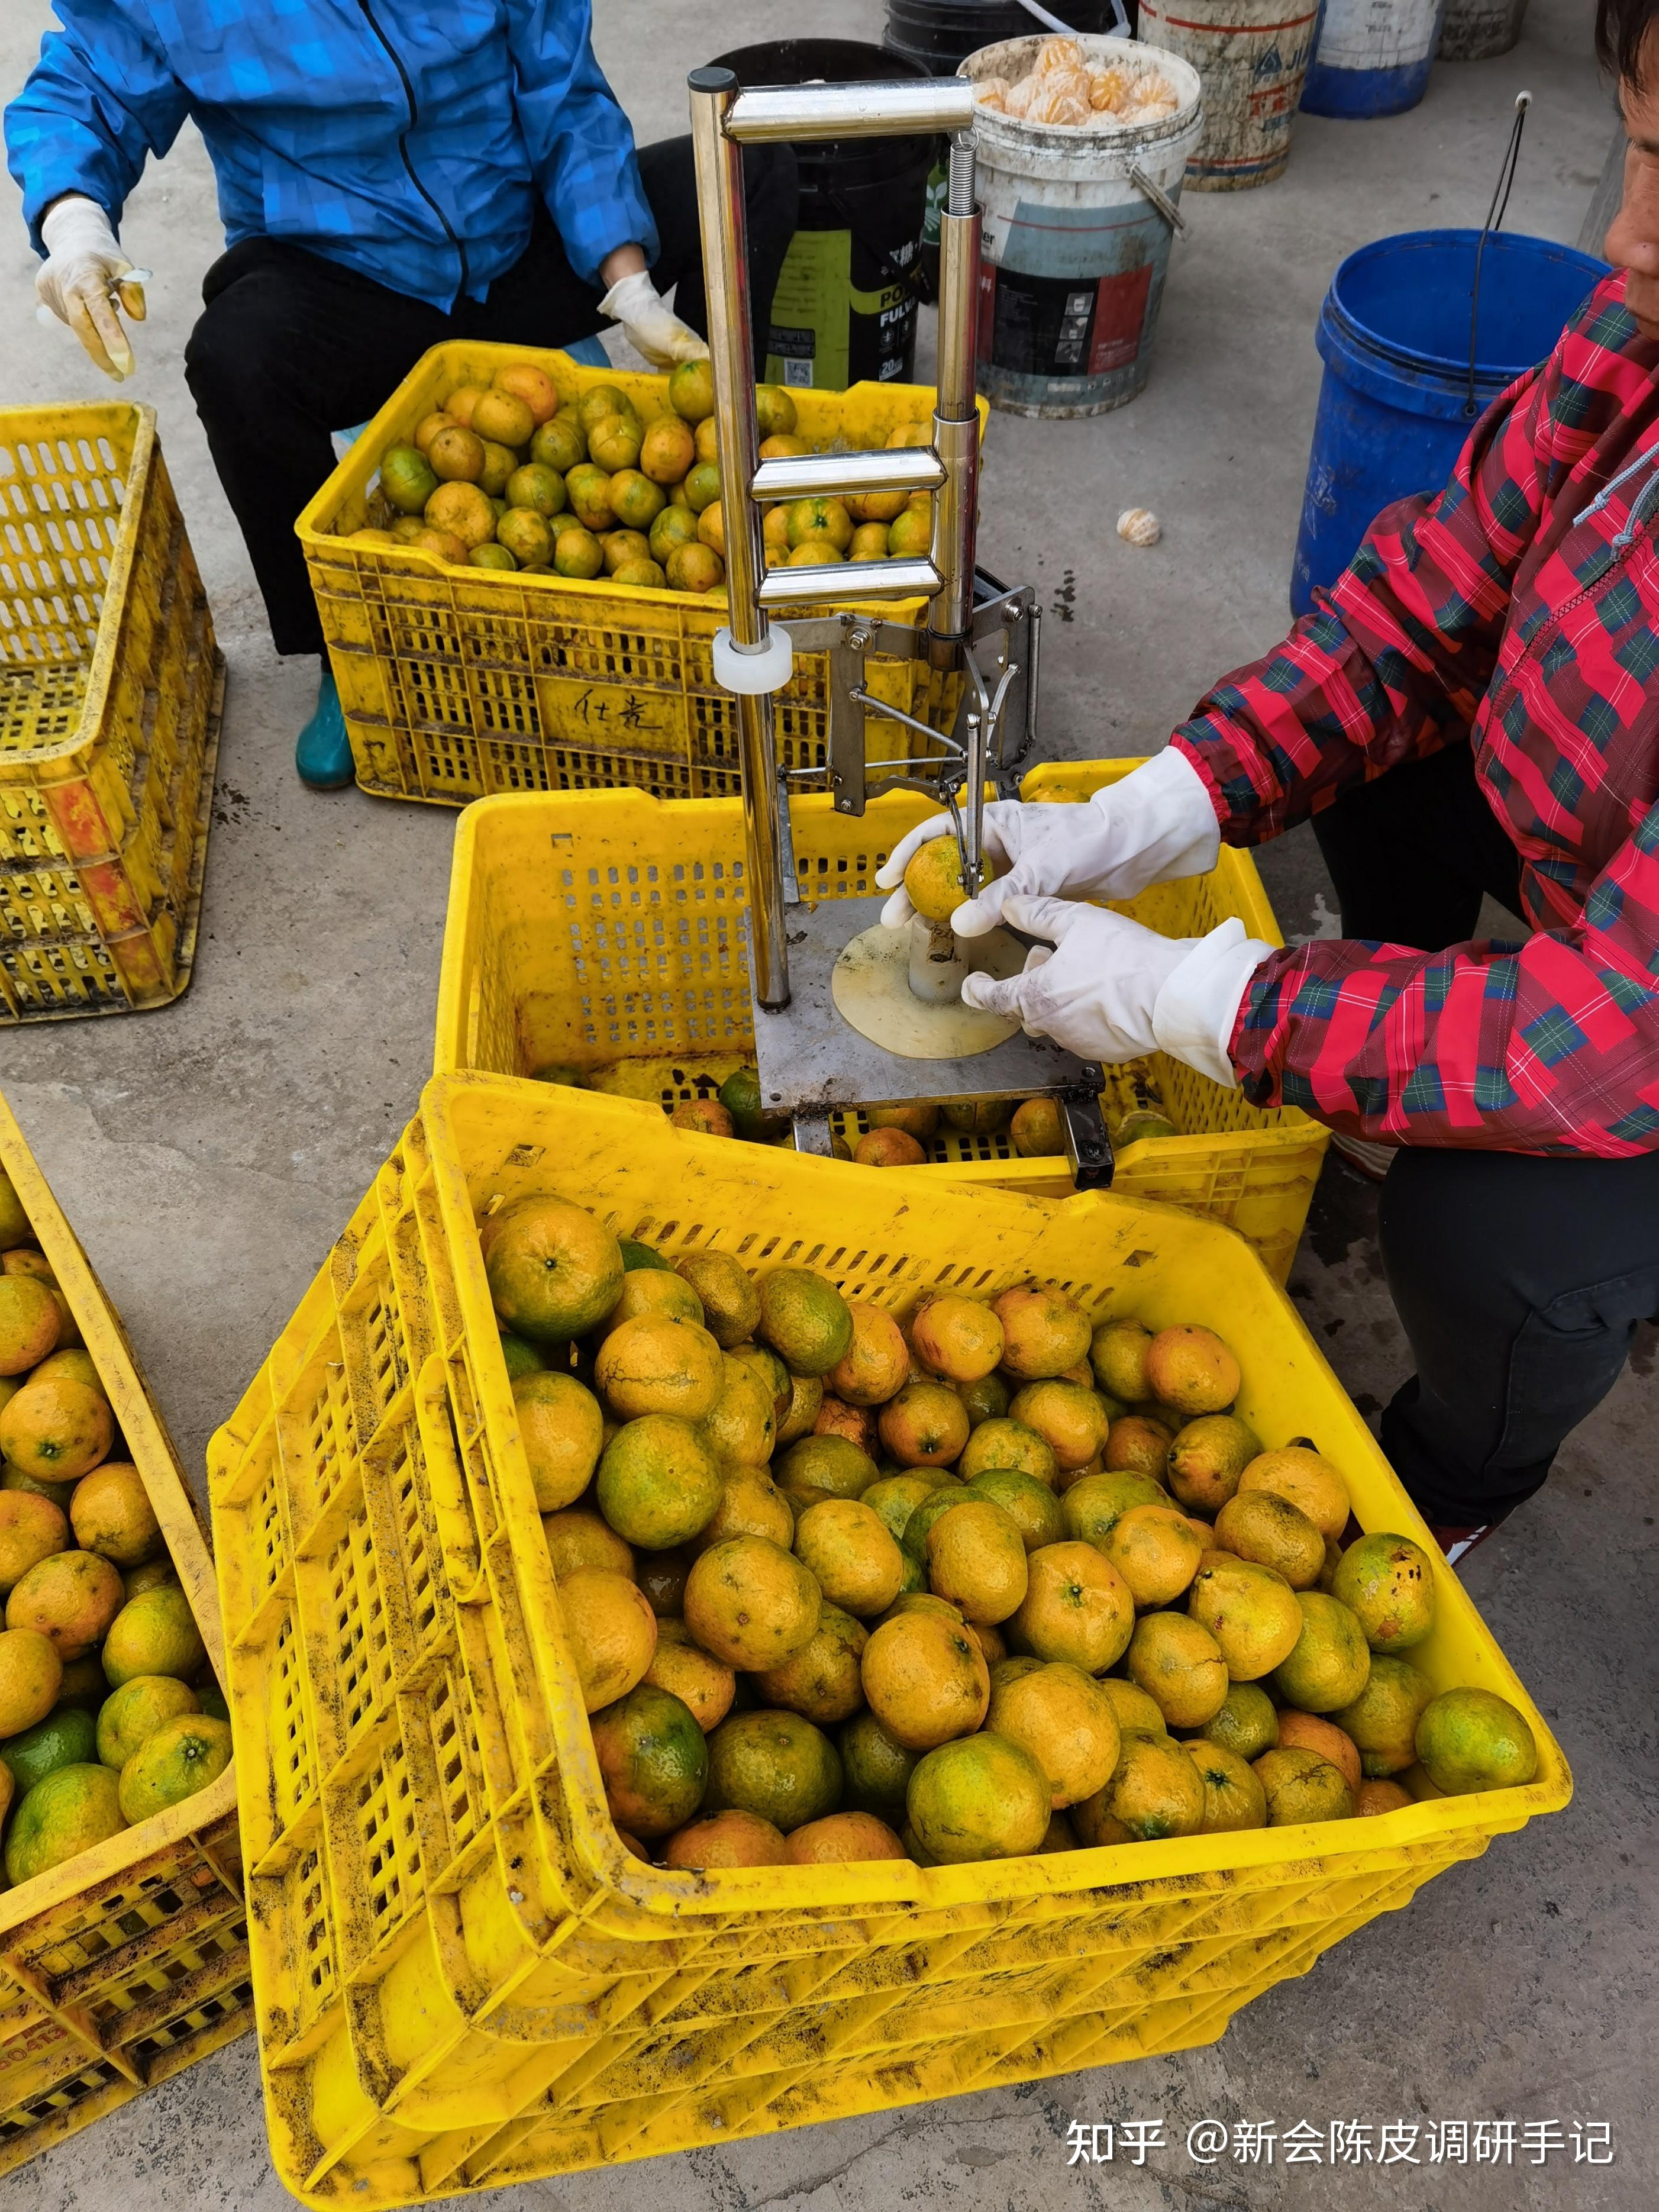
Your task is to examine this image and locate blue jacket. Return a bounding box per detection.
[5,0,658,309]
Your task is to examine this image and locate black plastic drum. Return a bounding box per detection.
[712,39,935,390]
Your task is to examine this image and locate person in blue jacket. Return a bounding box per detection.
[6,3,796,788]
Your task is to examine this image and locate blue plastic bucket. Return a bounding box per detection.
[1290,228,1608,614]
[1301,0,1447,118]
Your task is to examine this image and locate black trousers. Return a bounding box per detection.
[1311,744,1659,1526]
[183,137,798,656]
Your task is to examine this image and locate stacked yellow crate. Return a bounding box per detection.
[297,346,973,804]
[0,1091,247,2174]
[208,1076,1565,2208]
[0,404,221,1021]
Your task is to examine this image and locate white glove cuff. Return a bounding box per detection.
[597,267,660,325]
[1151,916,1276,1089]
[41,194,122,260]
[1088,744,1222,895]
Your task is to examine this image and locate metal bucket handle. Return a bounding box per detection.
[1130,162,1187,236]
[1465,91,1532,419]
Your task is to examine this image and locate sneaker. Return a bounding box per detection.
[1329,1131,1397,1182]
[295,667,354,789]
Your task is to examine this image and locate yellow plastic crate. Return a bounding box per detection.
[431,760,1327,1279]
[207,1073,1566,2208]
[0,404,223,1021]
[0,1088,248,2175]
[298,343,981,807]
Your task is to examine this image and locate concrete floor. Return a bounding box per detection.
[1,0,1652,2205]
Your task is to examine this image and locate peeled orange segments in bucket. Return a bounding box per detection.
[972,36,1182,128]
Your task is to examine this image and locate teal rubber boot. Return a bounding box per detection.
[296,666,354,789]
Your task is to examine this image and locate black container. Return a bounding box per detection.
[882,3,1134,285]
[883,0,1132,75]
[712,39,934,391]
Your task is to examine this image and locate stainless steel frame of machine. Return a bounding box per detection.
[688,64,1113,1188]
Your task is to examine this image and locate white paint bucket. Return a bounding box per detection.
[960,37,1205,415]
[1138,0,1321,190]
[1301,0,1449,117]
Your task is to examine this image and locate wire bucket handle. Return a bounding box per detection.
[1131,163,1187,236]
[1466,91,1532,420]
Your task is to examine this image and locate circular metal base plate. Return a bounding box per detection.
[830,922,1025,1060]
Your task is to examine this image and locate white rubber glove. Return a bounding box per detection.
[598,269,709,367]
[874,746,1221,936]
[36,195,145,381]
[961,894,1275,1086]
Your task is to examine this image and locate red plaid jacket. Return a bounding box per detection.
[1173,269,1659,1156]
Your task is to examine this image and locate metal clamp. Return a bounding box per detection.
[790,1113,838,1157]
[1061,1094,1115,1191]
[817,577,1040,818]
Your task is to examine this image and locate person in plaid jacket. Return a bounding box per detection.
[879,0,1659,1565]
